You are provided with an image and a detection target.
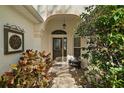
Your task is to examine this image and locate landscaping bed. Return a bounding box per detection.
[0,49,53,88]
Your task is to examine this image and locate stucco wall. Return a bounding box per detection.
[0,6,42,74]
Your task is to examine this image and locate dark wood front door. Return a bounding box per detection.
[53,38,62,60]
[53,38,67,60]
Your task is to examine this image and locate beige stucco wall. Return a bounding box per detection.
[0,6,42,74]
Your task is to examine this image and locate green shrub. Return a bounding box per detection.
[77,5,124,88]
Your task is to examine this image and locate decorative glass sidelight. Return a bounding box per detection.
[63,37,67,57]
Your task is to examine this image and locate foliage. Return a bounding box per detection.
[0,49,53,88]
[77,5,124,88]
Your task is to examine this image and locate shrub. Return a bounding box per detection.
[77,5,124,88]
[0,49,53,88]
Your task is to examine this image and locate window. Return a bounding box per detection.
[74,37,81,47]
[52,30,67,35]
[74,37,81,58]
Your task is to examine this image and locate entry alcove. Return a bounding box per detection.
[51,30,67,60]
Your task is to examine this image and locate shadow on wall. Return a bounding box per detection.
[0,53,20,75]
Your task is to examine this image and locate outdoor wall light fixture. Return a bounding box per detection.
[62,23,66,29]
[62,17,66,29]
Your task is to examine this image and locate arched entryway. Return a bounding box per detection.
[52,30,67,60]
[43,14,81,60]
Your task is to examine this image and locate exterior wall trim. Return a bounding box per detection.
[23,5,44,23]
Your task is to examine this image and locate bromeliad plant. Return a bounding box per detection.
[77,5,124,88]
[0,49,53,88]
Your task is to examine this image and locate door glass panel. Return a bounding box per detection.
[63,38,67,57]
[63,38,67,50]
[54,39,61,50]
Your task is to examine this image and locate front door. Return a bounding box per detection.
[53,38,67,60]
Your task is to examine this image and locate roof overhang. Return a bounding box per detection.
[10,5,44,24]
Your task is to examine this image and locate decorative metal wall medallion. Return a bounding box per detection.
[9,35,22,49]
[4,24,24,54]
